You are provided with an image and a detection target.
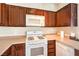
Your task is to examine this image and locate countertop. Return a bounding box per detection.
[0,36,26,55]
[0,35,79,55]
[45,35,79,50]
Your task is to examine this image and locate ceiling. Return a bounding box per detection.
[7,3,68,11]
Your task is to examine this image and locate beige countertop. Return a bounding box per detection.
[45,35,79,50]
[0,35,79,56]
[0,36,26,55]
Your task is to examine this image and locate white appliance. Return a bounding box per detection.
[26,31,47,56]
[56,41,74,56]
[26,14,45,26]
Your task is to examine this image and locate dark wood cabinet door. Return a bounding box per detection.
[11,43,25,56]
[56,4,71,26]
[8,5,26,27]
[56,3,77,27]
[48,40,56,56]
[0,4,8,26]
[44,11,49,26]
[44,11,56,27]
[18,7,26,27]
[26,8,44,16]
[26,8,33,14]
[75,49,79,56]
[48,11,56,27]
[0,4,1,24]
[2,46,12,56]
[71,4,77,26]
[34,9,44,15]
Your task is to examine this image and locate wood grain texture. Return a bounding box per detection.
[11,43,25,56]
[44,11,56,27]
[1,46,12,56]
[56,3,77,27]
[0,3,8,26]
[48,40,56,56]
[8,5,26,27]
[75,49,79,56]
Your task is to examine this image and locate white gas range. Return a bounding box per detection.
[26,31,47,56]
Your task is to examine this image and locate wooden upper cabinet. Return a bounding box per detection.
[56,3,77,27]
[18,7,26,27]
[26,8,32,14]
[8,5,26,27]
[71,4,77,26]
[44,11,56,27]
[34,9,44,15]
[0,4,1,24]
[48,11,56,27]
[44,11,49,26]
[0,3,8,26]
[26,8,44,16]
[0,3,77,27]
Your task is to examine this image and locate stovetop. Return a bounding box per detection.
[28,37,34,40]
[27,36,45,41]
[37,36,45,39]
[26,36,47,44]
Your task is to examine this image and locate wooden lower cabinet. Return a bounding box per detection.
[1,46,12,56]
[2,43,25,56]
[48,40,56,56]
[11,43,25,56]
[75,49,79,56]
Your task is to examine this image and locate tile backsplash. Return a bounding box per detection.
[0,27,57,37]
[26,27,57,35]
[0,27,26,37]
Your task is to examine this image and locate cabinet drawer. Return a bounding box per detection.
[48,45,55,49]
[48,53,55,56]
[48,49,55,53]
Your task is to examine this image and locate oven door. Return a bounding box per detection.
[26,43,47,56]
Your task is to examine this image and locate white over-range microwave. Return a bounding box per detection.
[26,14,45,26]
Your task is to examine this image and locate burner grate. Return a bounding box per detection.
[28,37,34,40]
[37,36,45,39]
